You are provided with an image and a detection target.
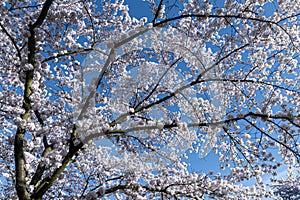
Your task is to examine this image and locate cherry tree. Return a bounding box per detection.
[0,0,299,199]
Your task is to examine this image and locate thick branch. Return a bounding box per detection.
[152,0,164,24]
[32,141,84,199]
[14,129,31,200]
[14,1,54,199]
[29,138,53,187]
[31,0,54,29]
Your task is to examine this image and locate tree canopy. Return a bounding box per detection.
[0,0,299,199]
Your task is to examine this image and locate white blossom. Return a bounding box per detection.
[0,0,299,199]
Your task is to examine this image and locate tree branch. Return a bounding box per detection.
[41,48,94,63]
[8,4,43,11]
[0,23,22,62]
[244,118,300,161]
[32,141,84,199]
[153,13,300,51]
[134,57,181,109]
[198,78,300,94]
[14,0,54,199]
[29,136,53,187]
[152,0,164,24]
[30,0,54,29]
[153,14,278,27]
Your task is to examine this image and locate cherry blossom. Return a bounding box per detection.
[0,0,299,199]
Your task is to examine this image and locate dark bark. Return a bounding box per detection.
[14,1,54,199]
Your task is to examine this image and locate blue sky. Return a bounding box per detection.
[125,0,152,18]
